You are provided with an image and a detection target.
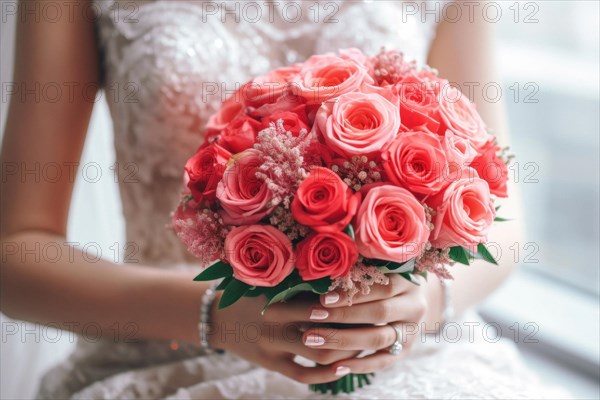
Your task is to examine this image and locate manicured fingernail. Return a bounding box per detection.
[324,292,339,305]
[309,309,329,320]
[335,366,351,376]
[304,335,325,347]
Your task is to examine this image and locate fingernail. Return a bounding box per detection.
[335,366,351,376]
[324,292,339,305]
[309,309,329,320]
[304,335,325,347]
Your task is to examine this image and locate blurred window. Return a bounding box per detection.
[497,1,599,295]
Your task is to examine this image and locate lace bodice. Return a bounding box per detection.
[95,0,441,266]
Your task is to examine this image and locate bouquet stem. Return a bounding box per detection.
[309,373,374,394]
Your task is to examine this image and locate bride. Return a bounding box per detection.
[1,1,560,398]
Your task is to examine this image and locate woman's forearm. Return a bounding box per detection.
[0,213,521,344]
[1,230,206,344]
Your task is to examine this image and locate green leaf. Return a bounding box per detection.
[494,216,512,222]
[495,205,501,211]
[261,277,332,313]
[400,272,421,286]
[343,224,355,240]
[261,272,302,295]
[262,283,312,312]
[193,261,233,281]
[218,278,251,309]
[308,277,333,294]
[379,258,416,273]
[477,243,498,265]
[362,258,389,267]
[449,246,471,265]
[215,276,233,290]
[244,286,265,297]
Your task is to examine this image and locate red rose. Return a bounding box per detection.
[470,140,509,198]
[291,167,361,233]
[296,231,358,280]
[226,225,295,287]
[218,115,262,153]
[314,142,337,167]
[204,94,246,141]
[185,143,232,203]
[261,104,310,136]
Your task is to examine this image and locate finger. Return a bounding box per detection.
[320,274,415,308]
[262,300,313,323]
[309,294,426,324]
[302,324,399,351]
[276,356,352,384]
[331,349,408,374]
[266,290,426,326]
[264,284,427,326]
[291,346,362,366]
[267,331,361,365]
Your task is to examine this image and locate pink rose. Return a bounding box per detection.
[291,167,361,233]
[185,143,232,204]
[355,185,429,262]
[218,115,262,153]
[470,140,509,198]
[394,71,442,132]
[225,225,295,287]
[250,95,306,119]
[442,129,477,167]
[216,149,274,225]
[339,48,369,63]
[316,91,400,158]
[245,65,301,106]
[292,53,370,104]
[382,130,450,196]
[439,88,492,149]
[296,231,358,281]
[261,104,310,136]
[428,170,496,248]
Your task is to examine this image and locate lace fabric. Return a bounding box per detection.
[95,0,440,267]
[37,1,568,398]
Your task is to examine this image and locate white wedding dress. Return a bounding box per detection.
[37,1,566,398]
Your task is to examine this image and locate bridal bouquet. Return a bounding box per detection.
[172,48,510,394]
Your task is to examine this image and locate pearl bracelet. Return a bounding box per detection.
[198,281,224,355]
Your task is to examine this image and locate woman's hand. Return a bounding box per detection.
[305,274,432,375]
[209,274,438,383]
[209,294,361,384]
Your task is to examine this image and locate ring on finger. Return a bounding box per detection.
[388,323,403,356]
